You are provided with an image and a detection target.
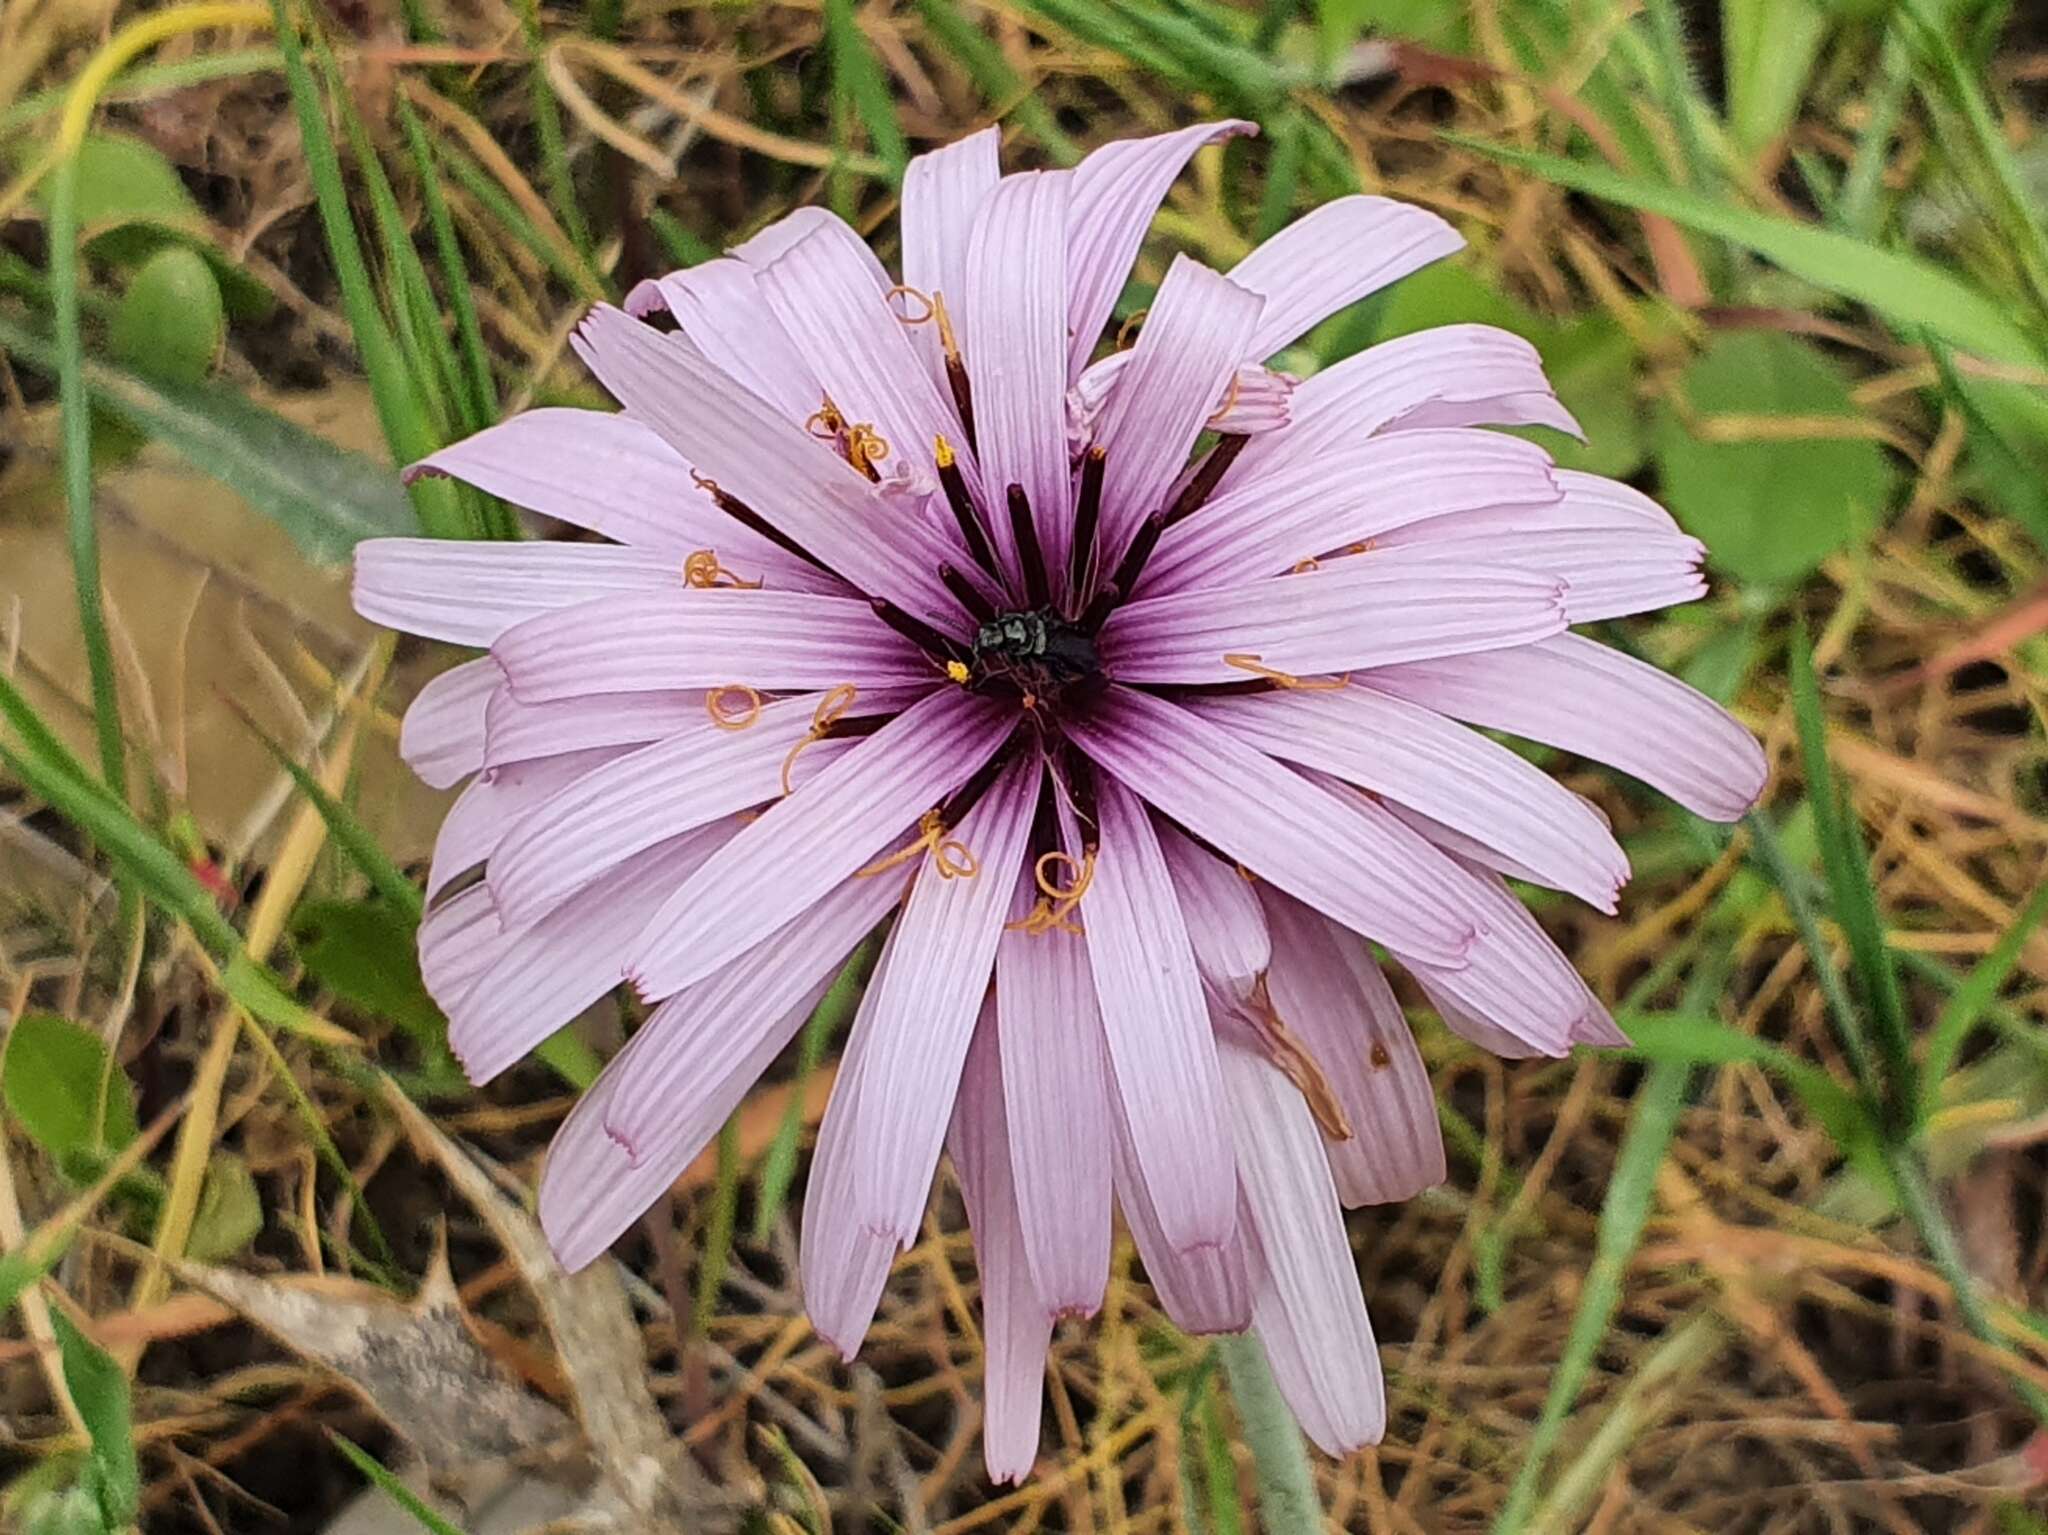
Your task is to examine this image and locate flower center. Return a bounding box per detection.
[967,606,1105,704]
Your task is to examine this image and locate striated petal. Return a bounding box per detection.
[902,126,1001,392]
[1219,324,1579,500]
[996,862,1114,1317]
[539,876,890,1269]
[1259,890,1445,1207]
[426,746,625,902]
[622,258,820,421]
[1144,427,1561,597]
[1108,1089,1251,1334]
[418,886,496,1010]
[845,758,1040,1240]
[1228,195,1463,361]
[353,538,684,648]
[1093,257,1263,570]
[1066,688,1479,965]
[755,222,970,496]
[1188,684,1628,912]
[400,657,497,790]
[484,695,864,931]
[598,868,902,1168]
[571,305,961,620]
[734,205,893,284]
[804,926,906,1357]
[960,171,1073,589]
[624,688,1015,1000]
[1157,821,1270,1003]
[1079,775,1238,1250]
[442,823,736,1083]
[1068,353,1291,454]
[1371,530,1707,623]
[950,1004,1053,1485]
[482,686,700,770]
[1064,120,1257,378]
[1102,549,1568,683]
[1363,633,1769,822]
[491,589,934,701]
[1224,1041,1385,1454]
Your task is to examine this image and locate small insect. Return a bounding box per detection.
[967,607,1105,705]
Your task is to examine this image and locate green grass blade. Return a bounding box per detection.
[692,1116,742,1336]
[916,0,1080,164]
[431,136,606,303]
[1446,137,2048,366]
[1642,0,1714,183]
[46,150,127,801]
[1839,26,1911,238]
[0,310,416,563]
[329,1434,470,1534]
[515,0,592,260]
[1491,1059,1690,1535]
[1920,877,2048,1119]
[1215,1333,1320,1535]
[398,98,499,439]
[825,0,910,187]
[1787,623,1914,1123]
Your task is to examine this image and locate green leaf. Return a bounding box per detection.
[109,245,223,387]
[35,132,201,238]
[1722,0,1830,159]
[329,1434,471,1535]
[1618,1011,1875,1155]
[292,900,446,1048]
[2,1015,138,1166]
[1653,331,1893,587]
[1446,138,2048,366]
[48,1309,139,1530]
[0,309,415,564]
[1533,313,1647,479]
[187,1151,264,1262]
[1318,0,1467,52]
[1921,877,2048,1118]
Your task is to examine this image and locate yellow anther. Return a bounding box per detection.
[934,433,956,471]
[780,683,858,796]
[885,284,936,324]
[705,684,763,731]
[844,422,890,479]
[1290,557,1321,575]
[684,549,762,590]
[1116,308,1148,350]
[1348,539,1377,555]
[945,658,971,685]
[1222,653,1350,692]
[1234,861,1259,884]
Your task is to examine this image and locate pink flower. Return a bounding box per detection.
[354,121,1767,1481]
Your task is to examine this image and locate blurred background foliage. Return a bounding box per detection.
[2,0,2048,1530]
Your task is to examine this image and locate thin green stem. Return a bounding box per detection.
[1216,1334,1320,1534]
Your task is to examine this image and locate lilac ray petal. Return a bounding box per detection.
[1362,633,1769,822]
[418,887,496,1008]
[599,866,903,1163]
[804,927,906,1357]
[624,687,1014,1000]
[1066,688,1478,965]
[755,222,975,497]
[733,206,893,287]
[902,126,1001,391]
[353,538,685,648]
[1259,890,1446,1206]
[1107,1090,1251,1334]
[1093,256,1262,568]
[1379,797,1571,894]
[1101,551,1568,683]
[400,657,497,790]
[1575,1009,1633,1048]
[1187,685,1628,912]
[1142,427,1562,597]
[622,258,820,421]
[1371,531,1707,623]
[571,305,961,621]
[482,686,700,770]
[1064,119,1257,379]
[846,757,1040,1240]
[1366,468,1685,545]
[950,1003,1054,1485]
[426,746,626,902]
[491,589,934,702]
[1081,775,1238,1250]
[1228,195,1464,362]
[485,696,863,930]
[404,409,835,587]
[443,824,737,1083]
[1220,324,1579,498]
[1156,821,1270,1002]
[1417,984,1549,1059]
[1554,469,1680,529]
[996,860,1114,1318]
[1068,354,1291,455]
[960,170,1072,588]
[1220,1044,1385,1452]
[541,964,838,1271]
